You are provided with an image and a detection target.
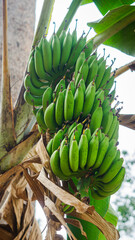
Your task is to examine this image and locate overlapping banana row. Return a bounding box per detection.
[46,120,125,199]
[24,26,94,106]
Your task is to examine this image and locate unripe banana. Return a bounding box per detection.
[69,123,83,145]
[90,103,103,134]
[24,90,42,106]
[102,97,111,115]
[36,107,47,131]
[107,115,118,139]
[91,188,105,200]
[60,143,73,176]
[64,86,74,122]
[67,121,78,136]
[74,51,86,80]
[93,135,109,170]
[52,33,61,72]
[53,77,66,99]
[46,138,53,156]
[50,149,69,180]
[59,29,66,47]
[69,138,79,172]
[75,59,89,87]
[67,80,75,96]
[111,120,119,141]
[67,32,86,68]
[79,133,88,169]
[95,182,122,198]
[42,37,53,74]
[60,30,72,69]
[97,141,117,176]
[52,129,66,153]
[71,21,77,48]
[97,167,125,192]
[91,88,104,114]
[85,58,98,86]
[79,78,86,93]
[101,109,114,135]
[99,66,111,89]
[83,126,91,142]
[55,90,65,126]
[84,39,93,58]
[34,46,52,80]
[73,84,84,120]
[28,56,45,88]
[95,59,106,89]
[104,74,115,96]
[87,52,97,66]
[44,101,58,131]
[86,132,99,170]
[97,158,124,183]
[24,74,47,96]
[42,87,53,112]
[81,81,96,119]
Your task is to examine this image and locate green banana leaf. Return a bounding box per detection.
[88,6,135,56]
[98,204,118,240]
[67,179,110,240]
[81,0,134,16]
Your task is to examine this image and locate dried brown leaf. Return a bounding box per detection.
[0,226,14,240]
[65,217,87,239]
[119,114,135,130]
[44,196,77,240]
[37,168,91,214]
[29,218,42,240]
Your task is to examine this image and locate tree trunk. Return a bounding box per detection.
[0,1,42,239]
[0,0,36,106]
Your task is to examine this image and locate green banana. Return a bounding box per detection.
[53,77,66,99]
[97,158,124,183]
[91,188,105,200]
[69,138,79,172]
[36,107,47,131]
[67,121,78,136]
[86,132,99,170]
[111,119,119,141]
[59,28,66,47]
[90,103,103,134]
[81,80,96,119]
[24,90,42,106]
[60,30,72,69]
[52,33,61,72]
[97,140,117,176]
[85,58,98,86]
[93,135,109,170]
[50,149,69,180]
[34,46,52,80]
[101,109,114,135]
[74,51,86,80]
[71,21,78,49]
[60,143,73,176]
[79,78,86,93]
[69,123,83,145]
[52,128,66,153]
[73,84,84,120]
[28,56,45,88]
[84,39,93,58]
[44,101,58,131]
[75,59,89,86]
[55,90,65,126]
[97,167,125,192]
[42,87,53,112]
[64,85,74,122]
[83,126,91,142]
[95,182,123,198]
[95,59,106,89]
[107,115,118,139]
[79,133,88,169]
[91,88,104,114]
[99,66,111,89]
[67,80,75,96]
[42,37,53,74]
[24,74,47,96]
[67,32,86,68]
[87,52,97,66]
[104,74,115,96]
[46,138,53,156]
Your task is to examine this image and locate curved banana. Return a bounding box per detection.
[42,87,53,112]
[24,90,42,106]
[55,90,65,126]
[36,107,47,131]
[69,138,79,172]
[24,74,47,96]
[79,133,88,169]
[42,37,53,74]
[52,33,61,72]
[60,143,73,176]
[64,85,74,122]
[73,84,84,120]
[86,132,99,170]
[46,138,53,156]
[44,101,58,131]
[60,30,72,69]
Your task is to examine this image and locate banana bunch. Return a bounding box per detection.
[24,26,94,106]
[48,123,125,199]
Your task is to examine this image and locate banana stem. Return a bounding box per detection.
[0,0,16,159]
[56,0,83,37]
[111,60,135,78]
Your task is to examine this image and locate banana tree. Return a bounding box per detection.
[0,0,135,239]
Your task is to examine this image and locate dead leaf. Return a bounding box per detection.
[65,217,87,239]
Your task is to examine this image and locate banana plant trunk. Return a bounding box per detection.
[0,0,43,239]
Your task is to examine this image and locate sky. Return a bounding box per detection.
[35,1,135,239]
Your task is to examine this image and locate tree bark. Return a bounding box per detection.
[0,0,36,107]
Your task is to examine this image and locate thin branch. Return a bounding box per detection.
[119,114,135,130]
[0,0,16,159]
[111,60,135,78]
